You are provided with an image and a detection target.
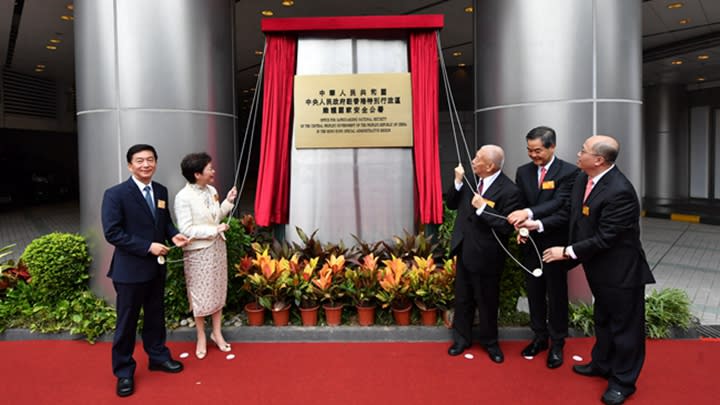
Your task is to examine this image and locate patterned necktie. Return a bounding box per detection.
[538,167,547,189]
[583,178,593,202]
[143,185,156,218]
[476,179,484,195]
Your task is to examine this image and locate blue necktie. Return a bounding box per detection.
[143,185,155,218]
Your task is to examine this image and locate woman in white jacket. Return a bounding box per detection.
[174,152,237,359]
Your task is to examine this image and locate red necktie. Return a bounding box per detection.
[583,178,593,202]
[538,167,547,189]
[476,179,484,195]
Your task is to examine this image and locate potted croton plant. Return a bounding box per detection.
[343,253,380,326]
[291,256,321,326]
[237,246,294,326]
[376,255,412,325]
[408,255,444,326]
[311,254,347,326]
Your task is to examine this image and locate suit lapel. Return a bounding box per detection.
[484,173,505,203]
[585,167,615,205]
[526,165,541,203]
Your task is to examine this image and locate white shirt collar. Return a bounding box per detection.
[589,164,615,185]
[477,170,502,195]
[131,176,152,193]
[539,155,555,173]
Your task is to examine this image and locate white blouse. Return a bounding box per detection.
[174,183,234,251]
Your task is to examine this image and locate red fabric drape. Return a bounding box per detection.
[254,34,297,226]
[410,31,443,224]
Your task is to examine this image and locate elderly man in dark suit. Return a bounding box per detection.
[445,145,523,363]
[102,144,188,397]
[521,135,655,405]
[507,126,579,369]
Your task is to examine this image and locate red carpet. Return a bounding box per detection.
[1,338,717,404]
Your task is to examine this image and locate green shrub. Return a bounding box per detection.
[0,278,115,342]
[568,288,694,339]
[569,301,595,336]
[164,246,189,327]
[498,235,527,322]
[21,233,91,303]
[645,288,692,339]
[225,217,253,310]
[438,203,456,258]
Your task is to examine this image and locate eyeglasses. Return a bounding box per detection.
[578,148,600,157]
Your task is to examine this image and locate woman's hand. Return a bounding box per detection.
[226,186,238,203]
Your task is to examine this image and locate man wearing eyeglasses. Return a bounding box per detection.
[507,126,579,369]
[520,135,655,405]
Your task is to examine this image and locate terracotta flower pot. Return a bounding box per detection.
[271,303,292,326]
[356,304,376,326]
[419,307,438,326]
[299,305,320,326]
[322,303,343,326]
[391,304,412,326]
[244,302,265,326]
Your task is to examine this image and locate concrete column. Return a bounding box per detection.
[644,84,689,202]
[473,0,642,303]
[74,0,236,300]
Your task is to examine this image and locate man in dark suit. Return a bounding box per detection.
[445,145,523,363]
[102,144,189,397]
[522,135,655,405]
[507,126,579,369]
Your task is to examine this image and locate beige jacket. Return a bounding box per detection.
[173,183,234,251]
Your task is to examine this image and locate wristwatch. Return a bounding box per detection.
[562,246,571,259]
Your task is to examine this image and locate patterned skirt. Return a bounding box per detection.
[183,236,228,317]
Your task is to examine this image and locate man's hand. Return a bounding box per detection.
[217,223,230,233]
[454,163,465,184]
[471,194,486,210]
[507,209,529,226]
[172,234,189,247]
[518,219,541,231]
[226,186,238,203]
[542,246,566,263]
[150,242,170,256]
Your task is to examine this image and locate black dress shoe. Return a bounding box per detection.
[485,344,504,363]
[601,389,627,405]
[572,362,607,378]
[148,359,184,373]
[521,337,548,357]
[116,377,134,397]
[447,342,469,356]
[546,346,563,369]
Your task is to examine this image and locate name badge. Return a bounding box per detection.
[484,199,496,208]
[541,180,555,190]
[157,199,166,209]
[582,205,590,216]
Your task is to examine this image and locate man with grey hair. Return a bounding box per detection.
[521,135,655,404]
[445,145,523,364]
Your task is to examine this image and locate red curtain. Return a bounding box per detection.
[254,34,297,226]
[410,30,443,224]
